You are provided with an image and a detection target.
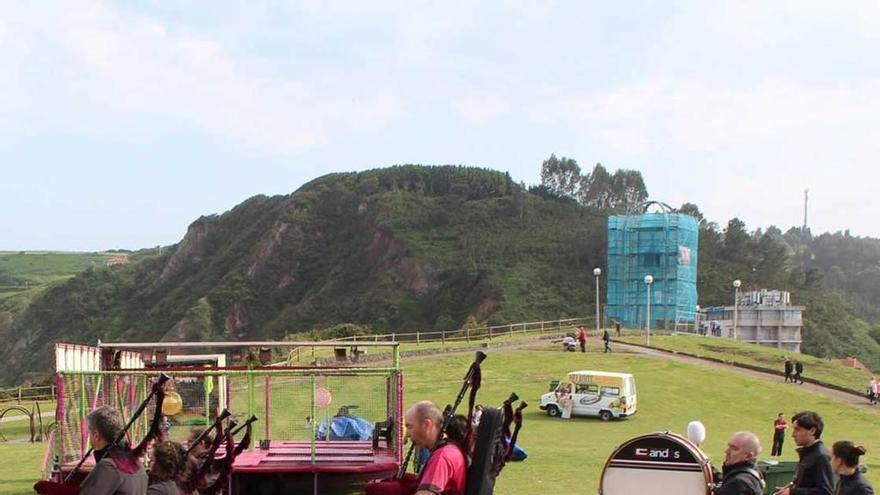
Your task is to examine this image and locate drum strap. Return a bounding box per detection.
[739,468,766,489]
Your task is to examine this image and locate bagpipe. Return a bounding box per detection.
[366,351,527,495]
[34,373,172,495]
[185,414,258,495]
[465,392,527,495]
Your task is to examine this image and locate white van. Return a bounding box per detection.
[539,370,637,421]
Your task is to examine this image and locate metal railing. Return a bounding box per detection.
[326,316,596,346]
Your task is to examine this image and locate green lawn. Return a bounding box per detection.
[0,251,128,305]
[0,251,120,285]
[616,334,876,393]
[3,342,878,494]
[403,343,879,494]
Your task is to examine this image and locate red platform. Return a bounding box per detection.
[231,440,399,495]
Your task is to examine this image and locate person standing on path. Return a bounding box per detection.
[785,358,794,383]
[603,329,612,353]
[795,361,805,385]
[772,412,788,456]
[577,326,587,353]
[615,320,621,337]
[868,376,879,405]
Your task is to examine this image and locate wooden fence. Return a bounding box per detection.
[0,385,54,404]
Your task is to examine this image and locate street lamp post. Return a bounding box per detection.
[732,279,742,340]
[644,275,654,345]
[593,268,602,332]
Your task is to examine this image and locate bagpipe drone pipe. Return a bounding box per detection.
[464,393,527,495]
[190,414,258,495]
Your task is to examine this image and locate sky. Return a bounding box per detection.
[2,1,879,251]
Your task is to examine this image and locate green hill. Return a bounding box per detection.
[1,164,879,386]
[0,166,606,385]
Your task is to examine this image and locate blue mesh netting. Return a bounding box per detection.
[605,212,699,329]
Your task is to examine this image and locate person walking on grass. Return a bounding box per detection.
[577,326,587,353]
[784,358,794,383]
[795,361,804,385]
[771,412,787,456]
[868,376,879,405]
[603,329,612,353]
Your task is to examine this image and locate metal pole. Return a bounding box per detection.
[646,284,652,346]
[733,287,739,340]
[595,274,600,332]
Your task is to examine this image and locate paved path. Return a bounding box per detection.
[614,342,879,412]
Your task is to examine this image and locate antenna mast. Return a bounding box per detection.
[802,189,809,233]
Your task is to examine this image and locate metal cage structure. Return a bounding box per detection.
[46,341,404,495]
[606,202,699,329]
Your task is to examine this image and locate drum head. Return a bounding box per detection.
[600,431,713,495]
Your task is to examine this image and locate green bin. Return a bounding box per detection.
[758,460,798,495]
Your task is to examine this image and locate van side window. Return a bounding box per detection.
[575,384,597,394]
[600,386,620,397]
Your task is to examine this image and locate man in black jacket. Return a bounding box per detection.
[772,411,833,495]
[715,431,764,495]
[784,358,794,383]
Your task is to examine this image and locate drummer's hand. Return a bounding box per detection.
[772,486,791,495]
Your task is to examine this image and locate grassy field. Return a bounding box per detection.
[3,341,878,494]
[618,334,876,392]
[0,251,120,284]
[403,344,880,494]
[0,251,126,303]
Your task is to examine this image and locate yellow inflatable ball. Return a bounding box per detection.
[161,391,183,416]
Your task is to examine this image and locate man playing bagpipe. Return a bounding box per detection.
[366,351,527,495]
[405,402,467,495]
[35,375,170,495]
[78,406,150,495]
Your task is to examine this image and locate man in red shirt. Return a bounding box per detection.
[405,401,467,495]
[771,412,787,456]
[577,326,587,353]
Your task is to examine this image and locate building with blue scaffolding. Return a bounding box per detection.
[606,202,699,329]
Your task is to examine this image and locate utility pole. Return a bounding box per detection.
[802,189,809,234]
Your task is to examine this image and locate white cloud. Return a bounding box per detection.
[0,1,404,154]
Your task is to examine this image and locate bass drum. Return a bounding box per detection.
[599,431,714,495]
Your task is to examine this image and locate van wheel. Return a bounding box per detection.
[546,405,560,418]
[599,410,613,421]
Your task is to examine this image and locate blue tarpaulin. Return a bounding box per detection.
[316,415,374,441]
